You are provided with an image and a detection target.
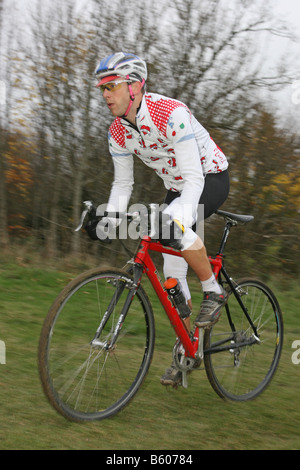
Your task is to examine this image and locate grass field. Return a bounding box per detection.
[0,257,300,450]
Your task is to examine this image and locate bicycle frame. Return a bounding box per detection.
[133,237,197,357]
[131,228,259,360]
[131,236,227,359]
[88,206,259,359]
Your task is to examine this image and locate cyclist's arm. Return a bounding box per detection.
[105,137,134,220]
[164,107,205,228]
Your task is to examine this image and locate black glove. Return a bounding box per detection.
[85,218,112,244]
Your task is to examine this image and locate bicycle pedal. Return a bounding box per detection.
[181,371,188,388]
[198,316,221,330]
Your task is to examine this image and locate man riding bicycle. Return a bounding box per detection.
[89,52,230,386]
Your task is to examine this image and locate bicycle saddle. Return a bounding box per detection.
[216,210,254,225]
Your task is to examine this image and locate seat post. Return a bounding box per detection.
[217,221,233,255]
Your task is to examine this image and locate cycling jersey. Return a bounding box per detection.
[106,92,228,228]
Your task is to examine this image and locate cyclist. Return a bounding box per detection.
[90,52,230,386]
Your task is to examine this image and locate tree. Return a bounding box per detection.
[220,106,300,275]
[155,0,293,128]
[25,0,105,257]
[2,0,298,275]
[0,0,18,249]
[0,0,8,248]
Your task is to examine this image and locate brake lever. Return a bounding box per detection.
[74,200,95,232]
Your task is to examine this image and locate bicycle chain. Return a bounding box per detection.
[172,339,201,372]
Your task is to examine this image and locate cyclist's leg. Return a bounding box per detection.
[163,171,230,317]
[165,171,230,326]
[181,236,212,284]
[198,170,230,220]
[161,172,229,385]
[161,253,193,386]
[163,170,229,219]
[163,254,190,300]
[162,190,199,308]
[188,171,230,326]
[163,253,192,331]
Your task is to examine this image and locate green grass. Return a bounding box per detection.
[0,260,300,450]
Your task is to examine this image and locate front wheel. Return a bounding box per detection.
[38,268,155,421]
[204,278,283,401]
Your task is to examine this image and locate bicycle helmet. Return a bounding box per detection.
[95,52,147,117]
[95,52,147,86]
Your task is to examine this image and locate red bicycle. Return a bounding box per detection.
[38,202,283,422]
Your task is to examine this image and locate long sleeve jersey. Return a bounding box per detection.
[106,92,228,228]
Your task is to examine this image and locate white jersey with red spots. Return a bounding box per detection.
[106,92,228,228]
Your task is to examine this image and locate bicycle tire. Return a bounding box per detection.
[38,267,155,422]
[203,278,283,401]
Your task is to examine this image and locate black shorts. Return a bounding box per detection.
[164,169,230,223]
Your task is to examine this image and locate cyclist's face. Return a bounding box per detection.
[102,82,132,117]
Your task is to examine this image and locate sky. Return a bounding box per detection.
[261,0,300,122]
[1,0,300,125]
[274,0,300,28]
[270,0,300,70]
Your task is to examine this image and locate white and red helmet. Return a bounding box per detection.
[95,52,147,117]
[95,52,147,88]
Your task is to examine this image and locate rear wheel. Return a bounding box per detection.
[39,268,155,421]
[204,278,283,401]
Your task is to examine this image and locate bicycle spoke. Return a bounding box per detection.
[39,269,155,421]
[204,279,283,401]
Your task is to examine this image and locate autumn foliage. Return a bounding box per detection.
[0,0,299,277]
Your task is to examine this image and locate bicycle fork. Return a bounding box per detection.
[90,266,143,351]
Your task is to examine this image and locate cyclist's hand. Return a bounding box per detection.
[85,218,112,244]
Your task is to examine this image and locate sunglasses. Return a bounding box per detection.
[99,80,132,93]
